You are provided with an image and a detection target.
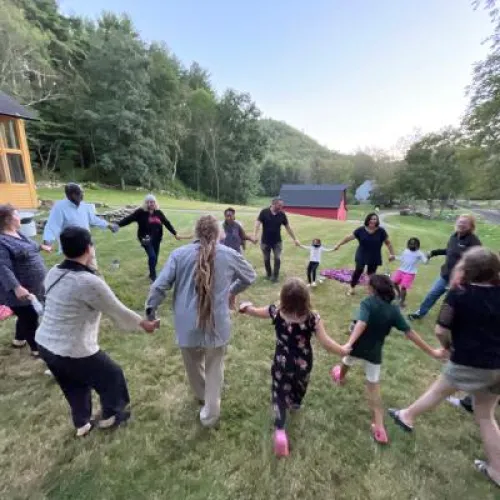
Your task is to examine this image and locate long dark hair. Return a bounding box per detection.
[369,274,396,303]
[364,212,380,227]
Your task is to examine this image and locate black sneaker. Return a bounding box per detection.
[271,276,279,283]
[408,313,421,321]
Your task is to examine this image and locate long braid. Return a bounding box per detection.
[194,215,219,331]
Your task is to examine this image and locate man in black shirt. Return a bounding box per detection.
[254,198,300,282]
[409,215,481,320]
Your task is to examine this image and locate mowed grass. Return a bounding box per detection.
[1,199,500,499]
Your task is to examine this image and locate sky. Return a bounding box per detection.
[60,0,493,154]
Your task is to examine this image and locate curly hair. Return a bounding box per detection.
[194,215,220,330]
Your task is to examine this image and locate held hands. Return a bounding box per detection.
[139,319,160,333]
[238,301,253,313]
[340,342,352,357]
[432,348,450,361]
[14,285,31,301]
[333,244,340,251]
[40,244,52,253]
[109,223,119,233]
[294,239,301,247]
[388,254,396,262]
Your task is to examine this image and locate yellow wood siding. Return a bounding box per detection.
[0,117,38,209]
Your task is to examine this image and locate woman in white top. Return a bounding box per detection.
[36,226,158,437]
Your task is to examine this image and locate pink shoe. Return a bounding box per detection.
[273,429,289,457]
[371,423,389,445]
[330,365,345,386]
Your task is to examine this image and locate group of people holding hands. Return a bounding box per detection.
[1,183,499,490]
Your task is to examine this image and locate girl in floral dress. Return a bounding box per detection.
[239,278,349,457]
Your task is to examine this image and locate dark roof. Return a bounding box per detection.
[0,91,38,120]
[279,184,348,209]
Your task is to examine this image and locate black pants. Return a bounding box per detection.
[261,242,282,278]
[11,305,38,352]
[350,262,378,288]
[143,238,161,281]
[307,261,319,284]
[38,346,130,428]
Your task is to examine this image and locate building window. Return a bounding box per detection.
[0,120,19,149]
[7,153,25,183]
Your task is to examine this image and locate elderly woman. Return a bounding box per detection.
[146,215,256,428]
[409,214,481,320]
[334,212,395,295]
[35,226,159,437]
[0,204,51,355]
[115,194,181,281]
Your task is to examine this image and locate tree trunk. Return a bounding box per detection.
[171,148,178,182]
[120,177,125,190]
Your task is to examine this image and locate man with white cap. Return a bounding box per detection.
[114,194,181,281]
[43,183,115,270]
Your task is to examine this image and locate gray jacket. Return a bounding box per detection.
[146,242,256,348]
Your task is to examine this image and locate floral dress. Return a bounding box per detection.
[269,305,319,429]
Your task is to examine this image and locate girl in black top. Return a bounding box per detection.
[334,213,395,295]
[115,194,181,281]
[389,247,500,489]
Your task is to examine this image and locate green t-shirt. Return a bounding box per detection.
[350,295,411,364]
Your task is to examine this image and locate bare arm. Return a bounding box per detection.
[253,220,261,241]
[406,329,445,359]
[334,234,356,250]
[239,302,270,319]
[315,318,349,356]
[345,319,367,346]
[285,224,298,242]
[384,238,395,259]
[435,324,452,350]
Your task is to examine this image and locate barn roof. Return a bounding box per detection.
[279,184,348,209]
[0,91,38,120]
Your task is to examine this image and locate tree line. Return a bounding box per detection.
[2,0,499,209]
[1,0,266,204]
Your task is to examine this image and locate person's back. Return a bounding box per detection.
[443,285,500,369]
[350,295,403,364]
[149,241,256,346]
[221,221,244,253]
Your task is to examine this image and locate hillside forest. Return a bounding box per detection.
[2,0,500,208]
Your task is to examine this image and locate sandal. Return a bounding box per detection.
[330,365,346,386]
[474,460,500,488]
[371,423,389,445]
[388,409,413,432]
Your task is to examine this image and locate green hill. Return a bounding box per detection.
[259,118,338,169]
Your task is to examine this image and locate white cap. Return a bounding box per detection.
[144,194,157,202]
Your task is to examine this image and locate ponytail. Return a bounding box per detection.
[194,215,219,330]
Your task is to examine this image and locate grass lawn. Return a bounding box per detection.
[1,198,500,499]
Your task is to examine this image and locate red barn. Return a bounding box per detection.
[279,184,348,220]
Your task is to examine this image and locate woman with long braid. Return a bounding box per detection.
[145,215,256,427]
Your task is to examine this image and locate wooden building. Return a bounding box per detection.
[0,91,38,208]
[279,184,348,220]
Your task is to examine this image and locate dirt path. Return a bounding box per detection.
[472,208,500,225]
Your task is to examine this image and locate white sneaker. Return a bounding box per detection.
[44,369,53,377]
[312,282,317,287]
[446,396,462,408]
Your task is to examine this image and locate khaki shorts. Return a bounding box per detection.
[343,356,381,383]
[443,362,500,395]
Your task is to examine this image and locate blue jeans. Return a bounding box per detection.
[417,276,448,317]
[143,239,161,281]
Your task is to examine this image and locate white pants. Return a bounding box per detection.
[343,356,381,383]
[181,346,226,427]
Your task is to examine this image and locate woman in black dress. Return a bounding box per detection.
[334,212,395,295]
[114,194,181,281]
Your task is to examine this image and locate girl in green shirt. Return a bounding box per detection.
[331,274,446,444]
